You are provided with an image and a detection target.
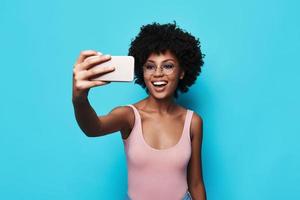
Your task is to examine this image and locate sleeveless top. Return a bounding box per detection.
[122,104,194,200]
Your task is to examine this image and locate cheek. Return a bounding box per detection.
[164,77,180,92]
[169,80,180,89]
[169,75,180,85]
[143,75,151,87]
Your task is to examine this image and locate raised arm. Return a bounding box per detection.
[72,50,130,137]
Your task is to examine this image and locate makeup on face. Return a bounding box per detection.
[143,60,176,76]
[143,51,183,97]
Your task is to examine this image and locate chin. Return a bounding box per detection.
[146,82,176,99]
[148,89,175,100]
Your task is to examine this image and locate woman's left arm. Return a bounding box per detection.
[187,112,207,200]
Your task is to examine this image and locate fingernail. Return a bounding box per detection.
[104,54,111,58]
[97,51,102,55]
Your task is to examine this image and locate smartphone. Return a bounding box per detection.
[90,56,134,82]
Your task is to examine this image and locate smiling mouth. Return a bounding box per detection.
[151,81,168,88]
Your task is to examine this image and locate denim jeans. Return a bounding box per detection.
[125,190,192,200]
[182,190,193,200]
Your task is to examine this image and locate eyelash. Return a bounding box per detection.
[144,64,174,69]
[164,64,173,69]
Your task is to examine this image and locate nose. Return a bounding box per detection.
[153,66,164,76]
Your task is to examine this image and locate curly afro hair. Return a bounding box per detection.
[128,21,205,98]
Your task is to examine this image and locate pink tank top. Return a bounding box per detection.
[122,104,193,200]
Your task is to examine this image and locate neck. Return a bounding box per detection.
[144,95,177,114]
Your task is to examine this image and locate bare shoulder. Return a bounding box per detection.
[191,111,203,124]
[109,105,133,115]
[112,105,136,139]
[93,105,135,138]
[119,100,149,139]
[110,105,135,127]
[190,111,203,140]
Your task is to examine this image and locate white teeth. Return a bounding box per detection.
[153,81,167,86]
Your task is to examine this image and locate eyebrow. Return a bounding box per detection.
[146,59,176,63]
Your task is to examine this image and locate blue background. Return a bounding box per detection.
[1,0,299,199]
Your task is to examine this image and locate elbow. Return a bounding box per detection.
[81,128,102,137]
[189,183,207,200]
[84,132,95,137]
[85,131,102,137]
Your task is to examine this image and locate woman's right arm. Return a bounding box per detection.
[72,50,130,137]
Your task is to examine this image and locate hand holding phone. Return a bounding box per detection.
[72,50,135,101]
[90,56,134,82]
[72,50,116,100]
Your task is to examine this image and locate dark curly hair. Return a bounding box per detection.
[128,21,205,98]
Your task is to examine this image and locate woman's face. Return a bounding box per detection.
[143,50,185,99]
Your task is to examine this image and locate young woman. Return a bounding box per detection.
[72,22,206,200]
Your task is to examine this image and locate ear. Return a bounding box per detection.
[179,70,185,80]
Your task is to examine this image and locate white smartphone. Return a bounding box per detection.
[90,56,134,82]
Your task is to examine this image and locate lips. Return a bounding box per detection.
[151,80,168,87]
[151,80,168,92]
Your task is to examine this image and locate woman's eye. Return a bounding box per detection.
[145,64,155,70]
[163,64,174,69]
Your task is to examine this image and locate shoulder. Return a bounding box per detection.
[190,111,203,140]
[191,111,203,125]
[109,105,136,137]
[109,105,135,125]
[109,105,134,116]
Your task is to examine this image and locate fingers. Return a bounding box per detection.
[74,80,111,90]
[75,65,115,81]
[77,54,111,71]
[75,50,100,65]
[95,81,111,86]
[73,50,113,92]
